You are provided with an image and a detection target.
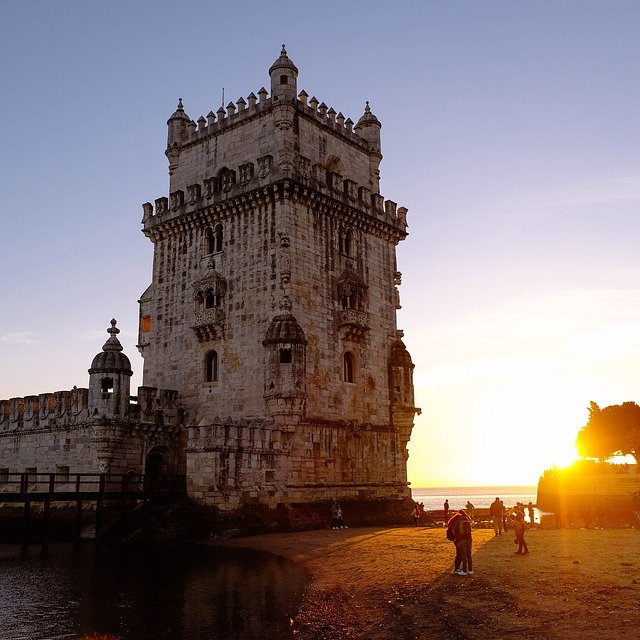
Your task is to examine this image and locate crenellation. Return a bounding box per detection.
[3,49,418,524]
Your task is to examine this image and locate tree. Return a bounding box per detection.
[576,401,640,464]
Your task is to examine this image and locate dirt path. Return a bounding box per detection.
[209,526,640,639]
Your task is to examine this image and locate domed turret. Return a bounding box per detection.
[263,313,307,345]
[88,319,132,419]
[355,101,382,151]
[269,45,298,101]
[388,332,418,429]
[355,101,383,192]
[262,306,307,429]
[167,98,191,146]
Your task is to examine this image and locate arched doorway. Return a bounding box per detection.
[145,446,172,491]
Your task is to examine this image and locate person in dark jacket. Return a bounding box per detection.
[447,509,473,575]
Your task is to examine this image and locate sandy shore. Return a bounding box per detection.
[209,525,640,639]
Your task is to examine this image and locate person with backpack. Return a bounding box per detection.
[446,509,473,575]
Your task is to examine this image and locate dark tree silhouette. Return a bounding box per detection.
[576,401,640,464]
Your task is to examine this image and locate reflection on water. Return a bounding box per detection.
[0,543,310,640]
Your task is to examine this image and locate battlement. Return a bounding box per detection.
[168,86,371,152]
[0,386,183,433]
[142,161,408,236]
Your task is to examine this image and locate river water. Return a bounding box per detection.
[0,542,310,640]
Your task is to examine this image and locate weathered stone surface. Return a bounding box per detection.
[0,49,419,519]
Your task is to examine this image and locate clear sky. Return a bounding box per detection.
[1,1,639,488]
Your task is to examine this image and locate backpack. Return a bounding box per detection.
[445,514,460,541]
[458,518,472,538]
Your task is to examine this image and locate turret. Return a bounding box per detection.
[167,98,191,147]
[262,301,308,429]
[88,319,133,419]
[269,45,298,102]
[355,102,383,192]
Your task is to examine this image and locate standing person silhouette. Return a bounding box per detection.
[490,497,502,536]
[443,499,450,521]
[465,500,475,521]
[514,511,529,554]
[527,501,535,526]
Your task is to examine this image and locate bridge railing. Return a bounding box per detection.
[0,472,186,498]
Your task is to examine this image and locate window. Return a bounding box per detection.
[214,224,223,252]
[343,352,355,383]
[206,350,219,382]
[344,229,353,257]
[280,75,288,85]
[101,377,114,395]
[338,227,354,256]
[205,291,219,309]
[205,225,223,254]
[279,348,292,364]
[205,227,215,254]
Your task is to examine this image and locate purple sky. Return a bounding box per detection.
[1,1,639,486]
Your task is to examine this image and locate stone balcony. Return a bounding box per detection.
[192,308,225,342]
[336,308,370,342]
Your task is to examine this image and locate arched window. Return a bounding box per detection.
[205,227,215,255]
[343,352,355,383]
[205,350,219,382]
[344,228,353,257]
[279,348,292,364]
[205,291,219,309]
[214,224,223,252]
[204,225,223,254]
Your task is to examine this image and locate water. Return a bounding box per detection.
[410,485,537,512]
[0,543,310,640]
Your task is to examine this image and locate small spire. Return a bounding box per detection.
[103,319,124,352]
[108,318,119,337]
[281,44,287,55]
[177,98,184,111]
[364,101,371,113]
[280,295,292,314]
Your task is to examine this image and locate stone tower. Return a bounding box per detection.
[88,319,132,419]
[138,48,419,516]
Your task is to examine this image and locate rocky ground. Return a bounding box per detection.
[211,525,640,639]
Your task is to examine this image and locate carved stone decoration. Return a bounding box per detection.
[257,155,273,179]
[187,183,201,205]
[313,163,327,187]
[344,179,357,201]
[298,156,310,180]
[336,263,370,342]
[191,259,227,341]
[328,172,343,194]
[170,190,184,211]
[239,162,254,185]
[203,177,217,199]
[279,232,291,285]
[155,197,168,218]
[219,169,236,193]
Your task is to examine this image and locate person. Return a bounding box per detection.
[412,503,421,526]
[513,511,529,554]
[632,492,640,529]
[465,500,475,521]
[336,505,347,529]
[501,499,508,532]
[447,509,473,575]
[489,497,502,536]
[443,499,449,521]
[331,500,339,529]
[527,501,535,526]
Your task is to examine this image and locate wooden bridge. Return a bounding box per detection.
[0,472,187,547]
